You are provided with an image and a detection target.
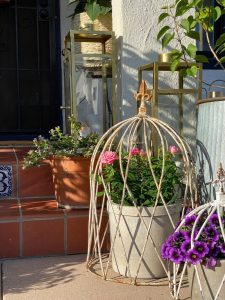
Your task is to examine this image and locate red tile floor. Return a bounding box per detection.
[0,146,95,259]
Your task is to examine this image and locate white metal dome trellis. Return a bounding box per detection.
[87,80,196,285]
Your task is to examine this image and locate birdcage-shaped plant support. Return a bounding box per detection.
[164,164,225,299]
[87,81,196,285]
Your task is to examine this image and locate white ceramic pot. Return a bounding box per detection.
[108,202,181,279]
[188,260,225,300]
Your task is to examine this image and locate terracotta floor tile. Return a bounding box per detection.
[20,198,64,218]
[22,219,65,256]
[0,222,20,258]
[0,199,20,220]
[19,164,54,197]
[67,216,89,254]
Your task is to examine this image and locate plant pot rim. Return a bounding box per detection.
[108,201,181,217]
[51,155,91,161]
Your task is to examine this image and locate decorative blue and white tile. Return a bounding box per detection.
[0,165,13,197]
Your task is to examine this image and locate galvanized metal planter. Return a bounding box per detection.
[196,97,225,203]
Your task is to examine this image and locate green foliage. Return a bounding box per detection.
[100,152,182,207]
[23,117,100,168]
[69,0,111,21]
[157,0,225,76]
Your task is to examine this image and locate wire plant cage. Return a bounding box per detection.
[166,164,225,300]
[87,81,197,285]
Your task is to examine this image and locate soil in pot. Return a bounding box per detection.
[108,202,181,279]
[187,260,225,300]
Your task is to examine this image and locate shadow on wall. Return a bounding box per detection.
[116,37,198,151]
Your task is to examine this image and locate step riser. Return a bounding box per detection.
[0,147,109,259]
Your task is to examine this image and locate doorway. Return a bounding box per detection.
[0,0,61,140]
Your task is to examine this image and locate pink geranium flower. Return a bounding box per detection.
[169,145,179,155]
[100,151,118,165]
[130,147,140,156]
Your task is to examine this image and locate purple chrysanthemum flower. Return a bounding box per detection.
[205,257,217,269]
[193,241,209,258]
[186,249,202,265]
[168,248,184,264]
[161,243,170,260]
[181,240,190,255]
[184,215,197,226]
[204,226,219,242]
[209,214,223,226]
[173,230,186,242]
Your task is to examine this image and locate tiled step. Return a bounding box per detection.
[0,198,99,258]
[0,147,108,259]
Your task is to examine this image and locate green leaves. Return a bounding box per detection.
[158,12,170,23]
[100,151,182,207]
[86,1,101,21]
[186,65,198,77]
[162,33,175,48]
[186,43,197,58]
[157,26,170,40]
[157,0,225,74]
[216,0,225,7]
[70,0,111,20]
[195,54,209,63]
[213,6,222,21]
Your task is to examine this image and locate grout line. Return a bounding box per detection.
[2,195,56,200]
[0,263,3,300]
[64,210,68,255]
[12,148,19,199]
[17,198,23,257]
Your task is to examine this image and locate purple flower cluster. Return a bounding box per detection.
[162,212,225,268]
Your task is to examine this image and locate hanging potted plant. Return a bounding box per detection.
[162,164,225,299]
[23,117,100,209]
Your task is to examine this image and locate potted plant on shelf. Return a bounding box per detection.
[23,117,100,209]
[157,0,225,77]
[69,0,112,30]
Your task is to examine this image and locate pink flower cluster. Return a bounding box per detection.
[100,151,118,165]
[169,145,180,155]
[131,147,146,156]
[100,148,147,165]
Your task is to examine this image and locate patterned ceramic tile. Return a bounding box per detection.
[0,165,12,197]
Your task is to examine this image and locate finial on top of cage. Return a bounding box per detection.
[134,80,152,115]
[212,163,225,203]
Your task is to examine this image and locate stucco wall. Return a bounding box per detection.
[112,0,199,148]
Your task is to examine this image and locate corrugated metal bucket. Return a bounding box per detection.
[196,97,225,202]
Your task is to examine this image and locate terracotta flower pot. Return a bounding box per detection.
[51,156,91,209]
[188,260,225,300]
